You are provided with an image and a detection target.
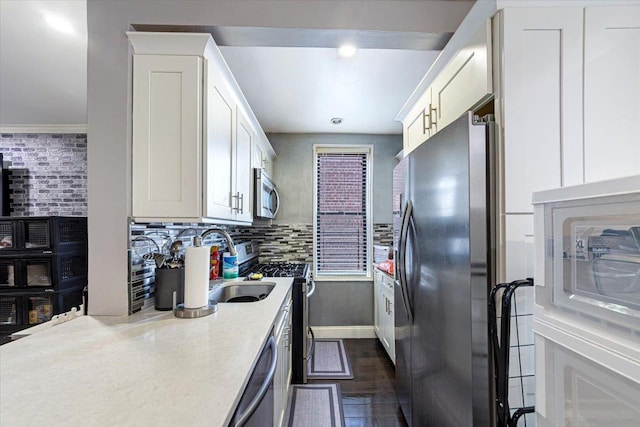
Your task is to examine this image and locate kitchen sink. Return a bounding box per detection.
[209,283,275,303]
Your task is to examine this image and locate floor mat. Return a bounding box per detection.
[287,383,345,427]
[307,338,354,379]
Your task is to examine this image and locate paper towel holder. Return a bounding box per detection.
[174,231,227,319]
[174,301,218,318]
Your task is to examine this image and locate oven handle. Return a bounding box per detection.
[232,336,278,427]
[306,279,316,299]
[306,326,315,362]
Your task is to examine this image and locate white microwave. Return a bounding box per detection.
[533,176,640,348]
[254,168,280,219]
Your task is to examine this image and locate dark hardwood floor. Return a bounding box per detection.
[308,338,408,427]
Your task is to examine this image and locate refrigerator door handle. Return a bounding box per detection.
[398,200,414,322]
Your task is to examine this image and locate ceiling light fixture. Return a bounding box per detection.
[330,117,343,125]
[337,44,357,59]
[44,13,75,35]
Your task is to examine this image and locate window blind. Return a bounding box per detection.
[314,150,370,275]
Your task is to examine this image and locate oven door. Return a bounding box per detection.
[255,169,279,219]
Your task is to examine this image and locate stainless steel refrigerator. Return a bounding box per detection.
[394,111,496,426]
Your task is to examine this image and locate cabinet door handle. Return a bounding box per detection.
[428,104,438,132]
[421,108,428,134]
[231,192,238,211]
[232,192,243,213]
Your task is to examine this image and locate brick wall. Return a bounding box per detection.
[0,133,87,216]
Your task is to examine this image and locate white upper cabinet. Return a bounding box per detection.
[431,20,493,134]
[253,137,276,177]
[235,108,254,223]
[500,7,584,213]
[127,32,274,224]
[403,88,431,156]
[499,5,640,213]
[204,65,236,221]
[131,54,203,219]
[583,6,640,183]
[401,20,492,155]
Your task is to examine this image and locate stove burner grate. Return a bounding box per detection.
[250,263,308,278]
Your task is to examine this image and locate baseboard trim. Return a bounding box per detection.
[310,325,376,339]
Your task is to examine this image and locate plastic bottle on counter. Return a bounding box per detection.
[223,252,238,279]
[210,245,220,280]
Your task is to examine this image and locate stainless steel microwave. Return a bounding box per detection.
[254,168,280,219]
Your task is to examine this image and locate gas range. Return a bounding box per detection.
[234,241,313,384]
[249,262,309,278]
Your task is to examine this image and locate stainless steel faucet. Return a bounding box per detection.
[194,228,237,256]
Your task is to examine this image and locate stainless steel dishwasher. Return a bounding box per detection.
[229,334,277,427]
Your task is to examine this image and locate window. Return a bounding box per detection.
[313,145,373,279]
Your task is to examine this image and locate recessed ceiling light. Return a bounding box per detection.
[330,118,343,125]
[44,13,75,35]
[337,44,357,59]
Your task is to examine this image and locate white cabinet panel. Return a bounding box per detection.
[205,75,235,220]
[383,284,395,364]
[405,108,427,156]
[403,88,432,156]
[374,269,396,364]
[502,8,583,213]
[129,32,268,224]
[235,110,254,223]
[374,270,382,338]
[431,20,493,133]
[273,298,291,427]
[132,55,202,218]
[584,6,640,183]
[504,214,534,284]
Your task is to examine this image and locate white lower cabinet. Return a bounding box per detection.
[374,270,395,364]
[274,295,292,427]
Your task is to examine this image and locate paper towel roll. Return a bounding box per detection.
[184,246,210,308]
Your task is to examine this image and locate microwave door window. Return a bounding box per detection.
[564,220,640,313]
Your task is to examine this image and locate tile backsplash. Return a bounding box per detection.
[0,133,87,216]
[129,222,393,313]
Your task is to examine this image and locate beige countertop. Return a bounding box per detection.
[0,277,293,427]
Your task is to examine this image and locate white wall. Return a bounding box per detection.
[269,133,401,225]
